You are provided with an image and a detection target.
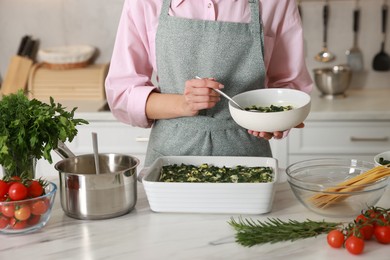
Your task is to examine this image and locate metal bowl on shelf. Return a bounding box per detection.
[313,65,352,99]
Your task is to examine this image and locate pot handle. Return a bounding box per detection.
[55,141,76,159]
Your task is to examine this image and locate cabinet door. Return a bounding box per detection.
[35,122,151,177]
[288,121,390,155]
[66,122,151,155]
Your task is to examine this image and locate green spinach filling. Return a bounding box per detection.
[159,163,274,183]
[379,157,390,165]
[245,105,293,112]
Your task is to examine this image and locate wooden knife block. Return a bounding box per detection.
[27,63,109,101]
[0,55,33,96]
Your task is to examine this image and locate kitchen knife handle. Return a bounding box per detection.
[17,35,30,56]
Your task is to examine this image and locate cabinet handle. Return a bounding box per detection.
[135,137,149,142]
[350,137,389,142]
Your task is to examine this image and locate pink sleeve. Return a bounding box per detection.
[264,2,313,94]
[105,0,158,128]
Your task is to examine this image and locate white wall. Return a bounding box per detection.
[0,0,124,79]
[0,0,389,89]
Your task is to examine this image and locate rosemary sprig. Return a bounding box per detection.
[228,217,341,247]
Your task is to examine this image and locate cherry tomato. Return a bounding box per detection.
[374,225,390,244]
[327,229,344,248]
[9,218,27,230]
[8,176,22,186]
[14,204,31,221]
[27,214,41,226]
[345,236,365,255]
[27,180,43,198]
[0,180,8,197]
[8,182,28,201]
[365,208,384,227]
[355,214,374,240]
[31,200,48,215]
[1,204,15,218]
[0,215,9,229]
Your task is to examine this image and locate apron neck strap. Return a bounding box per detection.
[249,0,261,34]
[160,0,261,33]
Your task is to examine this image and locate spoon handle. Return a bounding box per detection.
[92,132,100,175]
[212,88,245,110]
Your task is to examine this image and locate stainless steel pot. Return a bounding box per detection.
[54,147,139,220]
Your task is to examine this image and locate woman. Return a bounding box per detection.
[105,0,313,166]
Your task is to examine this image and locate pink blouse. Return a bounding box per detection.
[105,0,313,128]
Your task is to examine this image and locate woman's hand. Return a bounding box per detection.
[248,123,305,140]
[182,78,223,116]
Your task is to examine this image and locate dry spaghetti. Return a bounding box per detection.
[309,164,390,208]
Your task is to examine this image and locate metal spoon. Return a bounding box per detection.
[92,132,100,175]
[195,76,247,110]
[315,1,335,63]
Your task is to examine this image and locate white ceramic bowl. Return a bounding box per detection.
[141,156,278,214]
[38,45,95,64]
[229,88,311,132]
[374,151,390,166]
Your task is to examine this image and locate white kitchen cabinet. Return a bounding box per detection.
[286,120,390,166]
[35,118,151,177]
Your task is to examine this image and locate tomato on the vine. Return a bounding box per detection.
[27,180,44,198]
[1,204,15,218]
[365,208,385,227]
[345,235,365,255]
[8,182,28,201]
[27,214,41,226]
[355,214,374,240]
[14,204,31,221]
[9,218,27,230]
[374,225,390,244]
[31,200,48,215]
[0,215,9,229]
[0,180,8,197]
[327,229,344,248]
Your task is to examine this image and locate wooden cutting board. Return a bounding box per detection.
[27,63,109,101]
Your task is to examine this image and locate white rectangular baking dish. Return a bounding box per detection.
[141,156,279,214]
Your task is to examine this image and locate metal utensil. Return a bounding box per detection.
[92,132,100,175]
[315,1,335,63]
[373,2,390,71]
[346,2,364,71]
[195,76,248,111]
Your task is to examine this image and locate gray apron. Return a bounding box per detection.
[145,0,271,166]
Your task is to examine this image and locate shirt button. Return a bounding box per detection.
[207,3,212,8]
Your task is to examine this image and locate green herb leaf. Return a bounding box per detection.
[229,217,341,247]
[0,90,88,176]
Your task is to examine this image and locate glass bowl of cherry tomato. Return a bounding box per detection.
[0,178,57,234]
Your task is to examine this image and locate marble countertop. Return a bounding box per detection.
[1,173,389,260]
[308,88,390,121]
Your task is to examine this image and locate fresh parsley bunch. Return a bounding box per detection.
[0,91,88,175]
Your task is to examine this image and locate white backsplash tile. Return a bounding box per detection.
[0,0,389,88]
